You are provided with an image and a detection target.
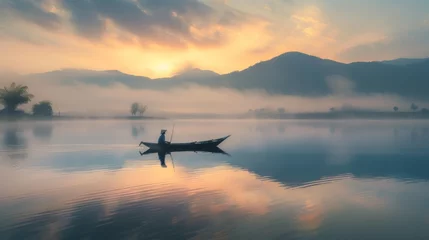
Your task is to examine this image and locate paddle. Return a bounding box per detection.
[168,124,176,172]
[169,124,175,144]
[169,153,176,172]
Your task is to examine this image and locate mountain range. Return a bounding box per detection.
[13,52,429,100]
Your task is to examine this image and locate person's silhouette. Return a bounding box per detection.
[158,151,167,168]
[158,129,170,146]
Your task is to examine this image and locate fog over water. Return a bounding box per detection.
[0,75,418,117]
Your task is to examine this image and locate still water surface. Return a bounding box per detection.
[1,120,429,240]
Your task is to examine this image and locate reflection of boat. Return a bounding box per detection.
[139,146,230,156]
[139,146,230,168]
[139,135,230,151]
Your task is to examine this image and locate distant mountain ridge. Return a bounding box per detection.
[12,52,429,100]
[378,58,429,66]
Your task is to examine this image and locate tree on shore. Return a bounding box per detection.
[393,106,399,112]
[131,102,147,116]
[411,103,419,112]
[0,82,34,114]
[32,101,53,116]
[138,105,147,116]
[131,102,139,116]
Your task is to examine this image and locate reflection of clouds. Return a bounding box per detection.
[185,166,273,215]
[1,120,429,238]
[297,200,323,231]
[1,159,427,238]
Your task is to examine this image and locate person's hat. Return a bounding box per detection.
[161,129,167,134]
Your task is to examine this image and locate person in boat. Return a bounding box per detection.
[158,129,170,145]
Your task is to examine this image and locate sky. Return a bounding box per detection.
[1,0,429,78]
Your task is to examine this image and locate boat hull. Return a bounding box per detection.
[140,135,230,151]
[140,146,229,156]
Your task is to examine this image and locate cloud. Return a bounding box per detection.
[56,0,250,48]
[338,28,429,62]
[291,5,327,38]
[1,0,254,50]
[3,0,61,30]
[61,0,105,40]
[2,0,429,78]
[325,75,355,96]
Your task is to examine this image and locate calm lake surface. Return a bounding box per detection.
[1,119,429,240]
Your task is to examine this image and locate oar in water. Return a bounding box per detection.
[169,152,175,172]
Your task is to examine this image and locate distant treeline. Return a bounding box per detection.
[246,104,429,119]
[0,82,54,118]
[0,82,149,120]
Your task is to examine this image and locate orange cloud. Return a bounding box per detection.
[0,0,273,78]
[2,0,428,78]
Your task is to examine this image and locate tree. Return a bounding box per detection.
[393,106,399,112]
[277,108,285,114]
[411,103,419,112]
[32,101,53,116]
[131,102,147,116]
[329,107,336,112]
[0,82,34,114]
[138,105,147,116]
[131,102,139,116]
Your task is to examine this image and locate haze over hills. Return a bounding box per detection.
[11,52,429,100]
[377,58,429,66]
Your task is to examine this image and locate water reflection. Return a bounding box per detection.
[32,123,53,141]
[139,147,229,168]
[1,120,429,239]
[226,148,429,187]
[0,184,250,240]
[131,124,145,138]
[1,126,28,164]
[37,150,134,172]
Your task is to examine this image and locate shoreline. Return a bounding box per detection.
[0,115,167,121]
[1,112,429,121]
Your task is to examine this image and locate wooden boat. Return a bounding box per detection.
[139,146,230,156]
[139,135,230,151]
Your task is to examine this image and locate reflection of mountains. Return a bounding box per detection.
[226,149,429,187]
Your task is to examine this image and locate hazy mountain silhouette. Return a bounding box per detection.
[18,52,429,100]
[378,58,429,66]
[32,69,152,88]
[156,68,219,84]
[172,68,219,79]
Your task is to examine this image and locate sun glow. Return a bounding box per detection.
[152,63,174,78]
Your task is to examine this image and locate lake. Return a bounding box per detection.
[1,119,429,240]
